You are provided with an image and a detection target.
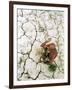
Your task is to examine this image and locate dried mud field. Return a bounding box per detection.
[17,9,64,81]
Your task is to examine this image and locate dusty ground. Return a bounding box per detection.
[17,9,64,81]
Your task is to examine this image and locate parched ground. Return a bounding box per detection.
[17,9,64,81]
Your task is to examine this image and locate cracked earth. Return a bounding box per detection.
[17,9,64,81]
